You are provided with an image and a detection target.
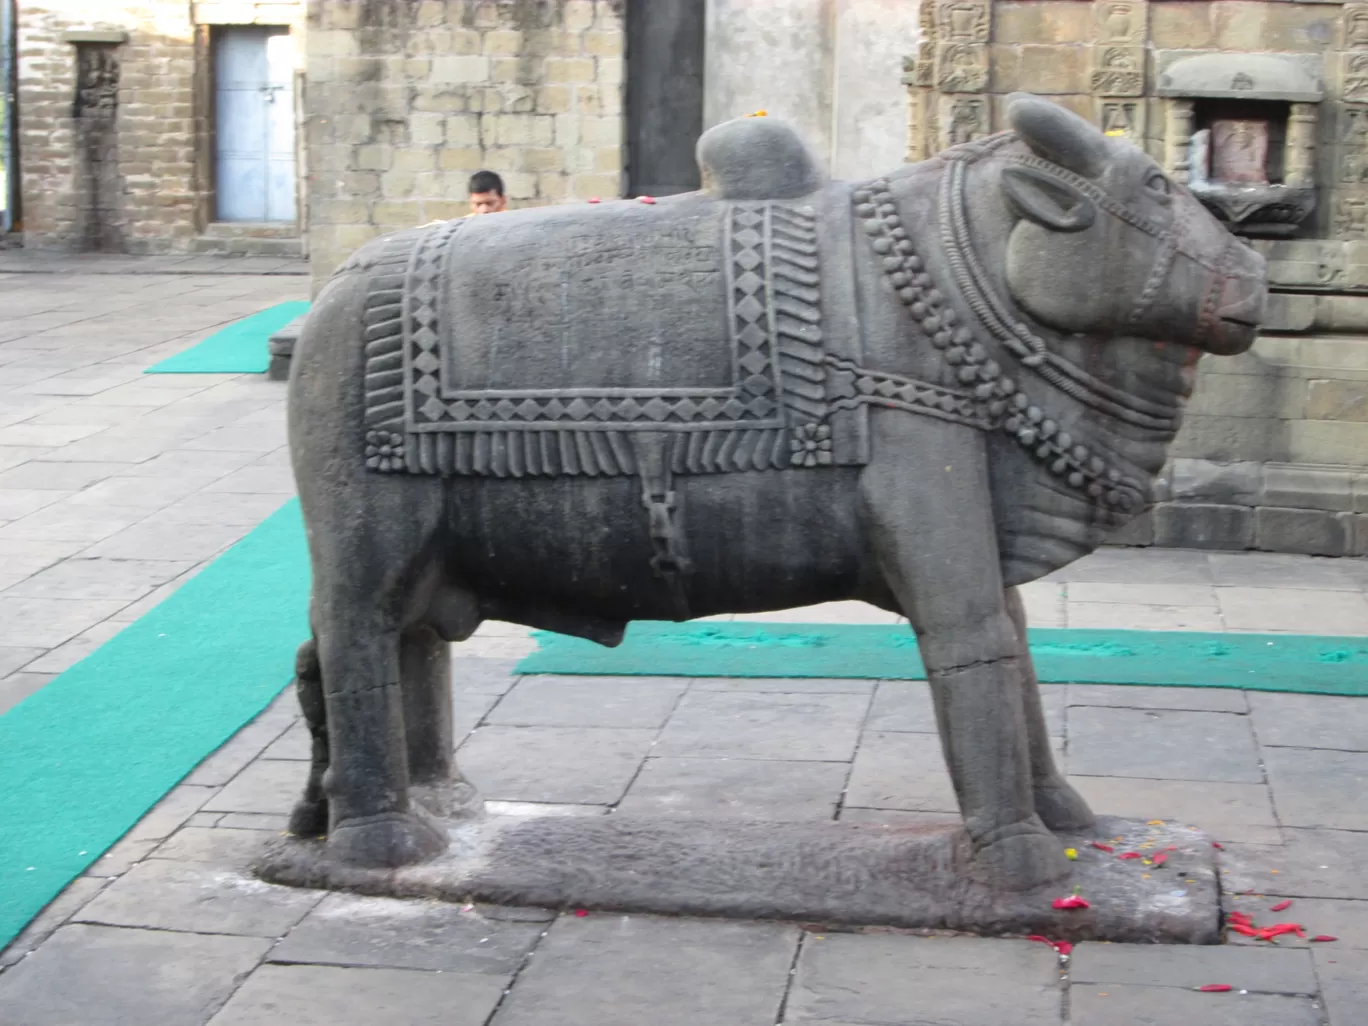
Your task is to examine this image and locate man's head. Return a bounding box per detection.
[468,171,507,215]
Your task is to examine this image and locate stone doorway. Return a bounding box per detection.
[213,26,296,224]
[625,0,705,198]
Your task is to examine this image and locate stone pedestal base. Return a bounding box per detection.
[256,813,1219,944]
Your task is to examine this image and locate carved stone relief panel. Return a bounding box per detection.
[913,41,935,87]
[1340,105,1368,185]
[1345,3,1368,49]
[939,95,990,149]
[1094,0,1148,45]
[935,0,991,44]
[1210,120,1270,184]
[1090,45,1145,97]
[937,43,989,93]
[1345,52,1368,104]
[1099,99,1147,144]
[1333,193,1368,239]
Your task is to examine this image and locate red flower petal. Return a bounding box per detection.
[1227,923,1261,937]
[1212,841,1224,850]
[1026,935,1073,955]
[1052,896,1091,910]
[1199,984,1233,993]
[1227,911,1253,925]
[1312,935,1338,943]
[638,196,657,205]
[1118,852,1142,860]
[1254,923,1306,941]
[574,909,589,917]
[1055,940,1074,956]
[587,197,601,204]
[1152,853,1169,867]
[1269,900,1292,912]
[1091,842,1114,853]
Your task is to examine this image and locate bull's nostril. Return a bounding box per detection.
[1217,281,1266,328]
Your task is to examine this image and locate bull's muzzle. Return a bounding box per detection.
[1204,244,1267,356]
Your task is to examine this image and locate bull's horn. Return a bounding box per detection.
[1006,93,1110,179]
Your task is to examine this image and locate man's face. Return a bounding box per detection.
[469,191,507,215]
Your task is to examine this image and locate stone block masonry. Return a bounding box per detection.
[306,0,625,287]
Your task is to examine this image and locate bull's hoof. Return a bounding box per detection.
[968,818,1072,891]
[287,797,328,839]
[328,811,448,868]
[410,777,483,821]
[1033,778,1097,833]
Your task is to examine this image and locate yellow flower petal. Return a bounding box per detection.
[1065,848,1078,860]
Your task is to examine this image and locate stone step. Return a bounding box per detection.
[191,235,303,257]
[200,221,299,240]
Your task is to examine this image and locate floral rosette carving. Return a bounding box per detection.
[364,430,406,472]
[790,422,834,467]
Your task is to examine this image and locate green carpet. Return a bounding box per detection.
[0,500,308,949]
[518,621,1368,696]
[144,301,309,374]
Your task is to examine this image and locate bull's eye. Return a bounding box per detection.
[1146,172,1172,196]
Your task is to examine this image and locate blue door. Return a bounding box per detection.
[215,27,296,223]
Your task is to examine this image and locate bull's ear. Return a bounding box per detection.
[1007,92,1110,178]
[1002,165,1096,232]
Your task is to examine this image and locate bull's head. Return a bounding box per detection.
[1000,93,1266,356]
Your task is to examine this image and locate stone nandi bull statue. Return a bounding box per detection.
[283,93,1265,893]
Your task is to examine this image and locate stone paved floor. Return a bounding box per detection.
[1,259,1367,1024]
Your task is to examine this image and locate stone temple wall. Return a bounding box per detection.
[15,1,306,254]
[305,0,625,285]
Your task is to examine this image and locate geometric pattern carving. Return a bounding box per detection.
[362,202,848,477]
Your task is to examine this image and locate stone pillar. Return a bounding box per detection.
[1165,99,1195,183]
[1284,102,1317,189]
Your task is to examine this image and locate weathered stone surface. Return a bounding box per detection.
[1317,952,1368,1026]
[654,691,868,761]
[1262,747,1368,831]
[207,964,508,1026]
[1071,940,1317,993]
[1249,692,1368,751]
[257,815,1222,943]
[1263,465,1355,511]
[1167,458,1264,506]
[617,756,847,820]
[485,675,689,729]
[1069,777,1279,845]
[457,725,656,804]
[1219,829,1368,900]
[490,914,797,1026]
[1069,707,1263,782]
[1066,683,1244,713]
[1153,502,1254,550]
[1254,507,1354,556]
[1070,985,1321,1026]
[0,924,270,1026]
[788,934,1060,1026]
[271,893,543,973]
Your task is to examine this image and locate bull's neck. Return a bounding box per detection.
[865,145,1195,514]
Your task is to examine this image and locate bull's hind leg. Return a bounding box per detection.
[1005,587,1095,832]
[287,637,329,837]
[401,625,480,818]
[314,584,447,868]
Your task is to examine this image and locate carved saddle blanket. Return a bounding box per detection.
[360,191,884,478]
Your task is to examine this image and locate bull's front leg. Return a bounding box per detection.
[860,417,1071,891]
[1005,586,1095,832]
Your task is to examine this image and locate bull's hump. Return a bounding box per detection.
[446,195,733,393]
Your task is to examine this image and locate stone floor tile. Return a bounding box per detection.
[0,422,104,447]
[106,564,205,622]
[207,964,507,1026]
[451,657,522,695]
[123,447,260,480]
[490,914,797,1026]
[617,756,847,819]
[689,676,876,694]
[1224,895,1368,950]
[75,859,321,936]
[1314,949,1368,1026]
[1068,707,1263,782]
[454,634,536,659]
[1208,551,1365,591]
[187,715,296,785]
[1069,985,1320,1026]
[271,893,543,974]
[483,800,610,818]
[1263,747,1368,830]
[0,487,71,520]
[0,503,146,544]
[0,924,270,1026]
[1067,600,1226,631]
[81,519,249,562]
[1046,548,1215,584]
[0,670,53,713]
[836,807,963,827]
[0,644,43,676]
[259,721,311,760]
[1070,775,1280,844]
[179,424,286,453]
[0,876,111,969]
[0,595,130,648]
[24,619,127,673]
[1220,830,1368,899]
[653,690,869,761]
[0,458,139,493]
[732,600,901,623]
[200,461,297,493]
[151,827,269,865]
[1068,582,1221,606]
[1250,692,1368,751]
[0,537,91,578]
[486,675,689,729]
[216,812,292,831]
[844,731,958,812]
[3,555,195,600]
[155,491,292,526]
[1067,683,1247,713]
[1070,940,1316,993]
[204,758,305,816]
[459,726,656,804]
[1217,587,1368,634]
[868,680,1065,735]
[787,934,1059,1026]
